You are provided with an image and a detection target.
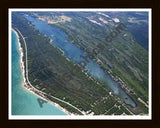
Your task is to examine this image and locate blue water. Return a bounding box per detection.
[11,30,67,115]
[23,14,136,108]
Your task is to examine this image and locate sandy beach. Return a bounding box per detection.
[12,28,75,116]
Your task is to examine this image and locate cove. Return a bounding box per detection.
[23,14,136,108]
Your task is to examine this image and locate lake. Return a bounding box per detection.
[22,14,136,108]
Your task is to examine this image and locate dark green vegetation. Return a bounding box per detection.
[26,11,149,114]
[12,12,135,115]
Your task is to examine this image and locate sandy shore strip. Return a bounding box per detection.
[12,28,26,83]
[12,28,76,116]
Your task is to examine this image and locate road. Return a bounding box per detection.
[15,28,85,115]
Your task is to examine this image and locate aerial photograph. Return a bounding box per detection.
[9,9,151,119]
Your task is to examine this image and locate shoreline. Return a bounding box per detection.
[12,28,74,116]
